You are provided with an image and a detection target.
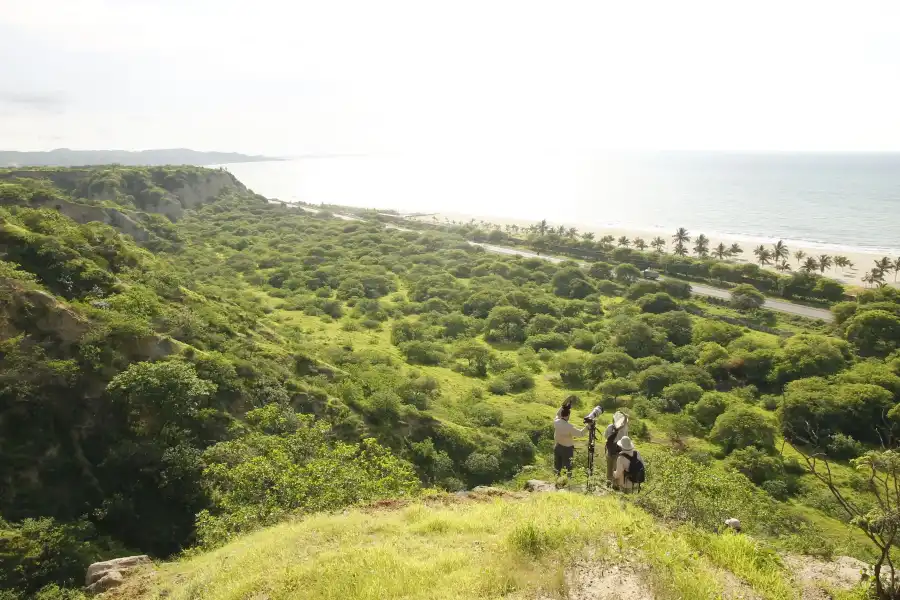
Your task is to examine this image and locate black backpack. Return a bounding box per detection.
[622,451,646,484]
[605,427,622,456]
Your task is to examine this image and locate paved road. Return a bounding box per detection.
[471,242,833,322]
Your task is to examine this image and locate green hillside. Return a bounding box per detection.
[1,167,899,599]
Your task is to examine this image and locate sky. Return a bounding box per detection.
[1,0,899,155]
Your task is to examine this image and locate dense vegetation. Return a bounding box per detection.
[2,167,900,598]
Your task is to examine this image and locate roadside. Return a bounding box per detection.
[471,242,834,322]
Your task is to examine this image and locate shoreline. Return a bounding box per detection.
[414,211,899,289]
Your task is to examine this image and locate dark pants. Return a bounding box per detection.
[554,444,574,476]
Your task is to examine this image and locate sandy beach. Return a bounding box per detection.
[414,211,898,289]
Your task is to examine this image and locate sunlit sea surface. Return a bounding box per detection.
[221,152,900,255]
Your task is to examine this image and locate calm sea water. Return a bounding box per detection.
[221,152,900,255]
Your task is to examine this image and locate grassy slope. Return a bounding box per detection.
[116,492,835,600]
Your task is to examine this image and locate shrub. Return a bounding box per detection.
[399,340,446,365]
[526,333,569,351]
[710,407,776,454]
[637,292,679,314]
[614,263,641,284]
[626,280,661,300]
[826,433,863,460]
[730,284,765,311]
[660,382,703,412]
[724,447,784,485]
[689,391,737,428]
[488,368,535,395]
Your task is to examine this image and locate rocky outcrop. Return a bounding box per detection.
[0,282,90,345]
[173,171,245,209]
[524,479,558,493]
[20,194,153,243]
[85,555,152,594]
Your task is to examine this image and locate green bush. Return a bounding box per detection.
[826,433,863,460]
[710,407,776,454]
[197,406,419,546]
[724,447,784,485]
[488,368,535,395]
[688,391,738,428]
[637,292,679,314]
[399,340,446,365]
[660,382,704,412]
[526,333,569,351]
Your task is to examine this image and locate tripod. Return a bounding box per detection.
[585,418,597,489]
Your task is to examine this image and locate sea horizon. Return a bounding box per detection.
[220,151,900,257]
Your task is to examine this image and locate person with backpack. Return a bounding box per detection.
[604,412,629,485]
[614,436,645,492]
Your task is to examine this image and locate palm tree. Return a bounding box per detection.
[753,245,773,266]
[556,225,566,236]
[729,243,743,257]
[893,257,900,282]
[600,235,615,245]
[581,231,595,242]
[673,227,690,246]
[537,220,548,236]
[871,267,886,286]
[673,242,688,257]
[874,257,892,279]
[566,227,578,239]
[772,240,789,265]
[713,242,728,260]
[801,257,819,273]
[651,236,667,253]
[833,256,849,271]
[617,236,631,248]
[818,255,832,273]
[775,261,792,272]
[793,250,806,265]
[862,271,874,287]
[693,234,710,258]
[634,237,648,251]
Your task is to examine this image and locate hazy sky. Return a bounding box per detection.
[2,0,899,154]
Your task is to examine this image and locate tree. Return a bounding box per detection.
[772,240,789,265]
[874,257,892,280]
[486,305,529,342]
[634,237,648,251]
[845,310,900,357]
[637,292,679,314]
[612,319,669,358]
[775,261,791,272]
[753,245,772,267]
[672,227,690,246]
[661,382,704,411]
[833,255,849,271]
[773,334,850,383]
[617,235,631,248]
[651,236,667,253]
[588,261,613,280]
[710,407,776,454]
[818,255,833,273]
[730,283,765,311]
[566,227,578,239]
[585,351,636,383]
[894,257,900,282]
[793,249,806,265]
[689,391,738,429]
[673,241,688,256]
[614,263,641,284]
[713,242,728,260]
[107,360,216,437]
[452,340,494,377]
[789,447,900,598]
[537,219,548,236]
[801,257,819,273]
[693,234,710,258]
[728,243,743,257]
[725,447,784,486]
[580,231,595,242]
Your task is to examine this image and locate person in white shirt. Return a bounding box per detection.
[604,412,629,485]
[553,397,586,477]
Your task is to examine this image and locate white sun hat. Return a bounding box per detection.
[613,411,627,428]
[618,436,634,451]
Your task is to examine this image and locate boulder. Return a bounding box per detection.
[524,479,557,493]
[471,486,506,496]
[87,570,124,594]
[86,555,151,592]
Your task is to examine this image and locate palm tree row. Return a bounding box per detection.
[518,220,899,287]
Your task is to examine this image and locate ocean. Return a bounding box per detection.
[220,152,900,256]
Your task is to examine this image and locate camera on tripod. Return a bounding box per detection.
[583,405,603,424]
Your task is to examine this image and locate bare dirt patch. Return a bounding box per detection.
[783,554,869,600]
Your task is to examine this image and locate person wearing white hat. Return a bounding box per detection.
[604,411,629,485]
[724,518,742,533]
[613,436,641,492]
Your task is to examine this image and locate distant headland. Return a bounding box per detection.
[0,148,281,167]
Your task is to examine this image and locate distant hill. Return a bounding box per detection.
[0,148,280,167]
